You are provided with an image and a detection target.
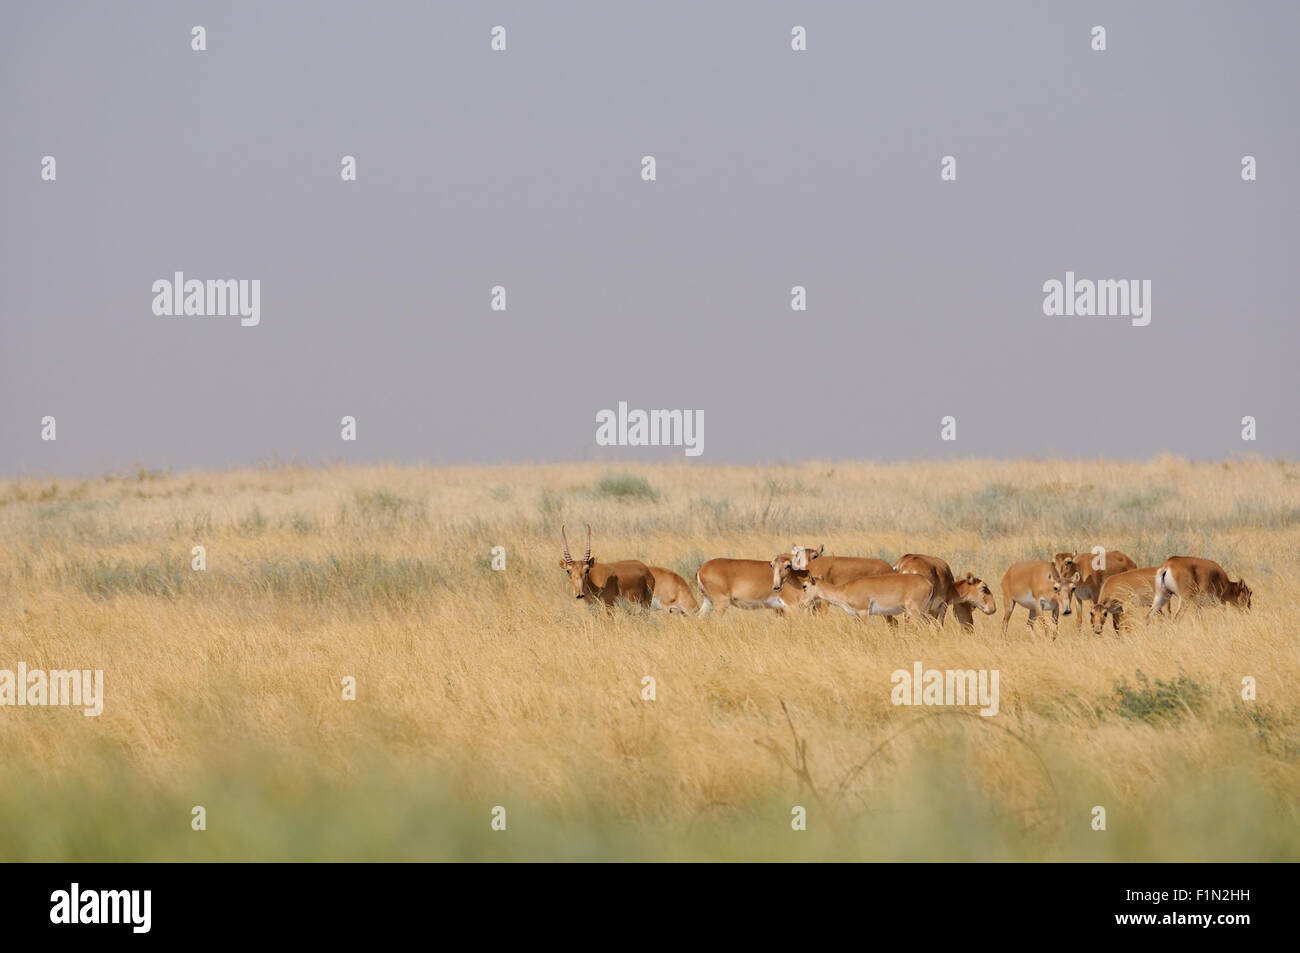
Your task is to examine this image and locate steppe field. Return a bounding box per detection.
[1,457,1297,861]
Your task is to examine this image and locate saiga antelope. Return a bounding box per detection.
[558,524,655,607]
[798,572,934,625]
[1051,548,1138,626]
[1089,567,1164,633]
[696,556,805,615]
[789,544,894,584]
[892,554,997,629]
[1149,557,1251,619]
[648,566,699,615]
[1000,561,1080,635]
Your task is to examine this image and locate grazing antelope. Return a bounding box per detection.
[558,524,655,607]
[1051,548,1139,626]
[1000,561,1080,635]
[1089,567,1163,633]
[798,572,934,624]
[1150,557,1252,619]
[648,566,699,615]
[696,557,805,615]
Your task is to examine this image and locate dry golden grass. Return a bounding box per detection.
[1,457,1297,860]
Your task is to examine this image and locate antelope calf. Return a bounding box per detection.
[1089,567,1162,633]
[1052,548,1138,625]
[1000,561,1080,635]
[799,572,934,624]
[648,566,699,615]
[1150,557,1252,619]
[558,524,655,608]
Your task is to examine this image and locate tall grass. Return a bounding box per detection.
[0,458,1297,860]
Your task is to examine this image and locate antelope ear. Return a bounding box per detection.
[559,559,570,570]
[817,545,825,556]
[964,572,975,583]
[1072,571,1081,583]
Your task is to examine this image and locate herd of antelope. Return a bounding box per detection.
[557,524,1253,634]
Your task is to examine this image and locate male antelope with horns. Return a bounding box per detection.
[558,524,656,608]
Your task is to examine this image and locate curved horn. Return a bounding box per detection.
[584,523,592,562]
[561,524,572,563]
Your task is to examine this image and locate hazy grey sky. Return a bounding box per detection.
[3,0,1298,476]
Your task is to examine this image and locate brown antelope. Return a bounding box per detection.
[697,557,805,615]
[890,554,996,628]
[1089,567,1163,633]
[798,571,934,624]
[952,572,998,629]
[892,553,956,621]
[1150,557,1252,619]
[558,524,655,607]
[1051,548,1138,625]
[780,546,895,623]
[1000,561,1080,634]
[648,567,699,615]
[789,544,893,585]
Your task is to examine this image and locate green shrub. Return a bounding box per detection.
[592,473,658,502]
[1110,670,1209,724]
